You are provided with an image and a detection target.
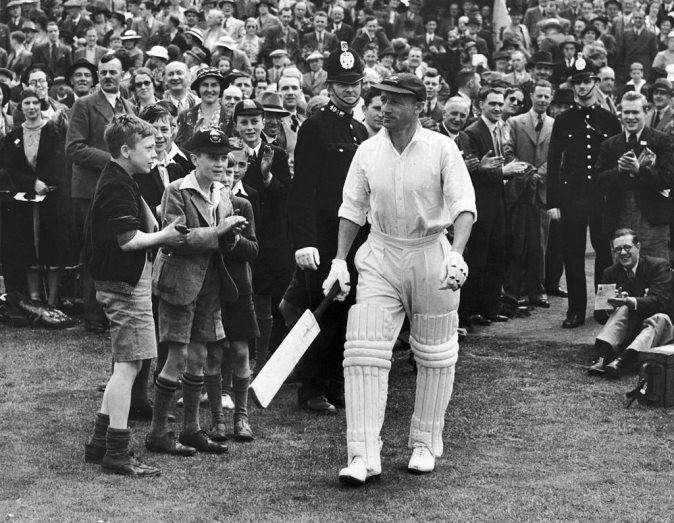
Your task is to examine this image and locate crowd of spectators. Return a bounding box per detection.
[2,0,674,459]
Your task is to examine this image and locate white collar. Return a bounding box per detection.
[102,90,120,108]
[179,171,223,205]
[625,128,644,141]
[233,180,248,196]
[481,115,500,133]
[167,142,187,162]
[247,141,262,155]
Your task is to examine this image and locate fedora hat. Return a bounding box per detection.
[650,78,674,96]
[66,59,98,86]
[528,51,554,67]
[258,91,290,116]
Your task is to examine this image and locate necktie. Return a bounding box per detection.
[50,44,56,72]
[493,124,503,156]
[627,132,638,151]
[115,97,125,114]
[535,114,543,133]
[653,111,661,128]
[425,101,431,116]
[291,114,300,132]
[250,149,258,163]
[627,268,635,282]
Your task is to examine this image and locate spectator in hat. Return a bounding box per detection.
[89,2,111,44]
[59,0,93,41]
[267,48,287,85]
[623,61,648,94]
[303,50,327,96]
[144,45,169,90]
[656,17,674,50]
[7,31,33,79]
[183,6,204,32]
[464,16,490,55]
[262,7,300,67]
[645,77,674,130]
[256,0,281,37]
[505,49,533,86]
[492,50,510,74]
[212,36,251,74]
[617,9,658,83]
[391,0,423,38]
[374,46,395,79]
[131,1,165,52]
[102,11,127,48]
[73,26,108,65]
[237,18,263,67]
[572,18,587,40]
[501,8,532,53]
[6,0,27,35]
[118,28,144,69]
[552,35,582,86]
[66,59,97,101]
[258,90,289,146]
[32,21,72,78]
[175,67,228,145]
[20,20,38,52]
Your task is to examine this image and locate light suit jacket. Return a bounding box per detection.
[646,105,674,131]
[152,175,238,306]
[505,110,554,206]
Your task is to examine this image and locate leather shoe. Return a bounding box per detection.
[587,357,607,377]
[233,418,255,442]
[145,431,196,456]
[209,422,228,442]
[529,297,550,308]
[485,314,509,322]
[562,315,584,329]
[467,314,491,326]
[299,394,337,414]
[546,286,568,298]
[179,429,228,454]
[339,456,381,486]
[502,294,529,307]
[605,350,638,379]
[101,454,161,477]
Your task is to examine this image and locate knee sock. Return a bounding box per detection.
[204,373,225,426]
[88,412,109,449]
[104,427,131,461]
[232,375,250,422]
[149,376,177,437]
[182,372,204,435]
[220,348,233,396]
[131,359,151,407]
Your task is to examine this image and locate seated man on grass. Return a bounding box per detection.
[84,114,185,477]
[588,228,671,378]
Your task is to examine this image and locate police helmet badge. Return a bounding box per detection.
[339,41,355,70]
[574,52,586,71]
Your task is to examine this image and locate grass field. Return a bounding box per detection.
[1,320,674,523]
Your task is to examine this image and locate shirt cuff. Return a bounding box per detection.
[448,199,477,224]
[338,204,367,227]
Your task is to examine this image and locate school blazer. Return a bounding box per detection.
[152,177,238,306]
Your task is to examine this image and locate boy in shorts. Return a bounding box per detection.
[208,149,259,443]
[84,114,185,477]
[145,128,248,456]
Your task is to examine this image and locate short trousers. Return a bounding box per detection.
[222,293,260,341]
[158,261,225,344]
[96,259,157,362]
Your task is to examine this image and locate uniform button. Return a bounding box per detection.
[587,155,592,159]
[586,135,591,138]
[587,165,592,169]
[563,181,568,185]
[586,124,591,129]
[587,175,591,180]
[586,145,591,149]
[339,148,344,152]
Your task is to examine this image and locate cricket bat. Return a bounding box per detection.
[250,283,341,408]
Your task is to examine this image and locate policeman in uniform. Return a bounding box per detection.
[283,43,369,413]
[547,55,621,329]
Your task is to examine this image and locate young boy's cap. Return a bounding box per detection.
[184,128,230,155]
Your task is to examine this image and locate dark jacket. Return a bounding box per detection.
[133,162,187,221]
[223,194,258,296]
[601,255,672,319]
[85,161,148,291]
[174,104,229,147]
[546,103,622,215]
[595,126,674,232]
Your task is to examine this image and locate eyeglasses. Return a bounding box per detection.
[135,80,152,87]
[508,97,523,104]
[613,245,635,254]
[28,79,48,86]
[224,95,242,101]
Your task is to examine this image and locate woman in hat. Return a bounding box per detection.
[0,88,74,307]
[103,11,128,48]
[144,46,169,94]
[120,29,144,69]
[12,64,68,132]
[657,17,674,50]
[256,0,281,36]
[90,1,112,43]
[174,67,229,145]
[130,67,158,113]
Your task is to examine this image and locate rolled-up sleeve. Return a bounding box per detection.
[442,140,477,224]
[338,147,370,226]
